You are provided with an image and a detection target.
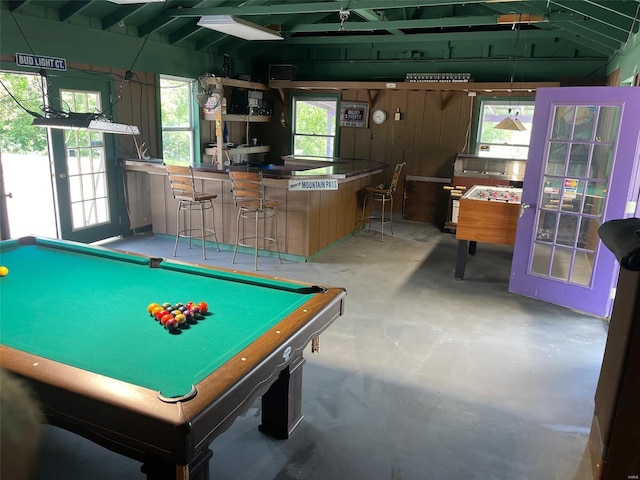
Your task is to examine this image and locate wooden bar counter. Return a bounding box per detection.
[123,156,385,259]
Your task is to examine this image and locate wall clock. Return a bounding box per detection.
[372,109,387,124]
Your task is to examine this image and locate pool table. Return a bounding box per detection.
[0,236,346,480]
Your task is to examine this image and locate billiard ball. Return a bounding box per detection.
[198,302,208,314]
[165,318,178,331]
[147,302,160,314]
[151,306,164,319]
[174,313,186,324]
[160,314,173,326]
[0,266,8,277]
[161,302,172,309]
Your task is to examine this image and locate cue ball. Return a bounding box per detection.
[0,266,8,277]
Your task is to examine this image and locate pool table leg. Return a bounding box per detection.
[141,448,213,480]
[258,353,306,439]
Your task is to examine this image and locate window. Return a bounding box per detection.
[476,99,535,159]
[292,95,339,157]
[160,75,196,165]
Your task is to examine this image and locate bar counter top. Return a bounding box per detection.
[124,155,385,180]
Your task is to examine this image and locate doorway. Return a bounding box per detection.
[1,70,125,243]
[0,70,57,239]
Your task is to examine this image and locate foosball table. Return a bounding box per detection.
[454,185,523,279]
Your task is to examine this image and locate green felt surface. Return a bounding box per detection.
[0,239,316,398]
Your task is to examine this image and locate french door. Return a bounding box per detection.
[46,76,123,243]
[509,87,640,318]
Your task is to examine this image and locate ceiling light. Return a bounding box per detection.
[197,16,283,41]
[32,115,92,131]
[32,115,140,135]
[107,0,165,4]
[88,119,140,135]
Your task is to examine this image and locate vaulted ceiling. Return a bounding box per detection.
[4,0,640,82]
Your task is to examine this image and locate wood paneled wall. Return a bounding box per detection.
[332,88,474,214]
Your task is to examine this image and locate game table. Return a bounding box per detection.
[0,236,346,479]
[455,185,522,279]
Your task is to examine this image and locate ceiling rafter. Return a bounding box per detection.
[7,0,32,12]
[102,4,146,31]
[480,1,614,57]
[59,1,92,23]
[168,22,201,45]
[136,0,217,38]
[352,9,404,36]
[550,0,637,34]
[1,0,628,83]
[165,1,527,18]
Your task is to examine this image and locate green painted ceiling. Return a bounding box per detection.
[4,0,640,83]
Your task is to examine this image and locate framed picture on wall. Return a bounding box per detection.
[340,102,369,128]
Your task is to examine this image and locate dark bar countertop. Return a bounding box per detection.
[124,155,386,180]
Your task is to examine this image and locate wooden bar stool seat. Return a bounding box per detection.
[229,170,282,270]
[165,164,220,259]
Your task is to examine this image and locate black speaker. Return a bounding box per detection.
[269,64,298,81]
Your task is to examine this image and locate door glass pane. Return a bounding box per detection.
[584,181,606,216]
[531,243,552,275]
[572,106,596,141]
[561,179,583,212]
[536,209,557,242]
[578,217,600,250]
[551,106,573,140]
[590,144,614,179]
[567,144,589,177]
[596,106,621,142]
[546,143,567,175]
[570,251,595,286]
[550,247,572,281]
[61,89,110,231]
[541,178,562,210]
[557,213,578,246]
[530,103,622,288]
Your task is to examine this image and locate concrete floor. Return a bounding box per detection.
[32,221,607,480]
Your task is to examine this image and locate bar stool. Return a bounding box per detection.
[359,162,406,241]
[229,170,282,270]
[165,163,220,259]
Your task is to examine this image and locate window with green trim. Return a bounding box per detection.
[160,75,195,165]
[292,95,338,157]
[476,99,535,159]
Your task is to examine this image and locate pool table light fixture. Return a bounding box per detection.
[197,15,283,41]
[32,116,140,135]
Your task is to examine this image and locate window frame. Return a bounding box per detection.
[159,74,200,165]
[290,93,340,157]
[475,97,535,159]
